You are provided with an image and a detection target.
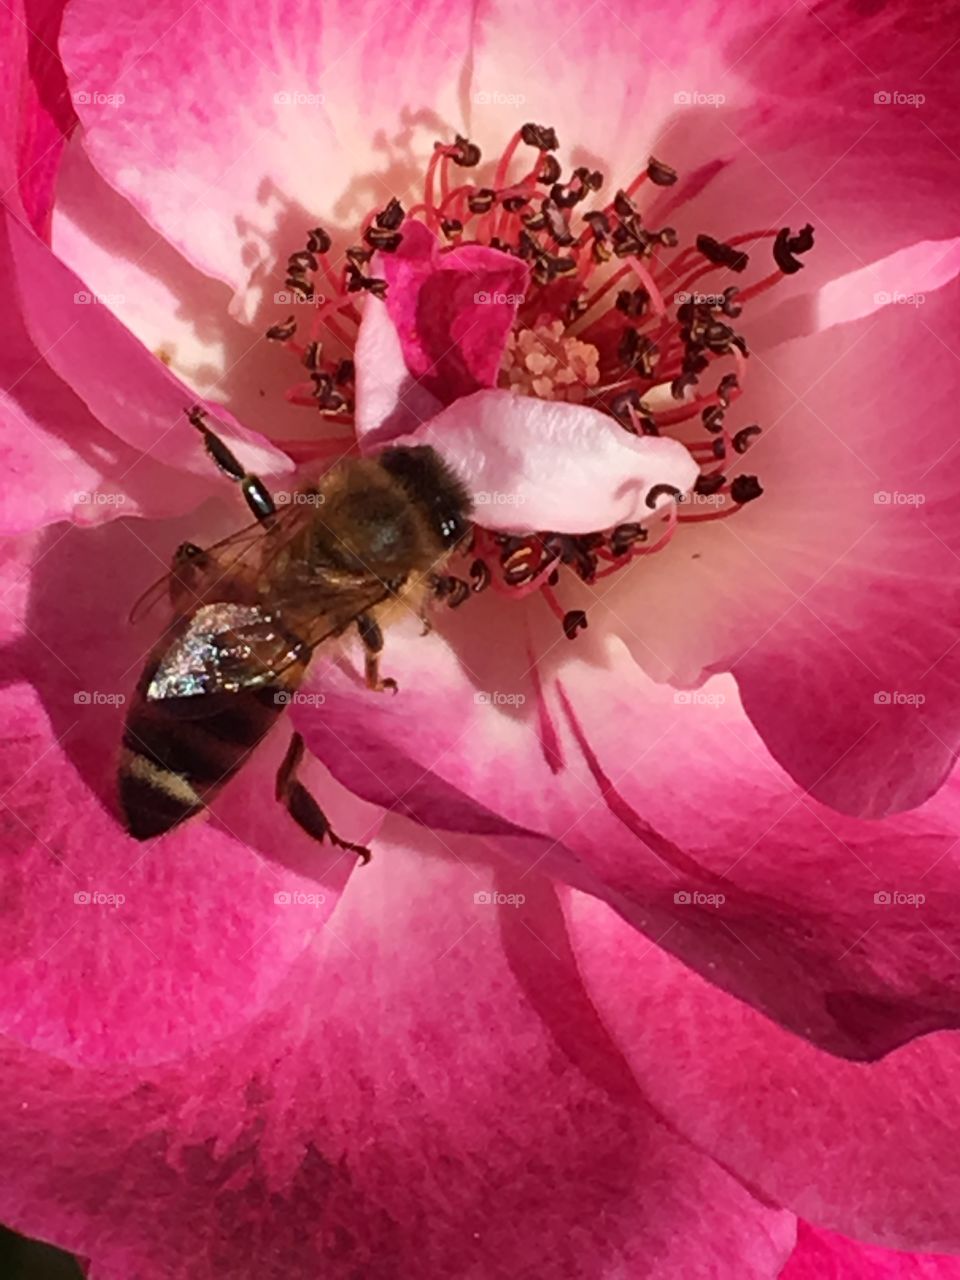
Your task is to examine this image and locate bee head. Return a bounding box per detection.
[378,445,472,549]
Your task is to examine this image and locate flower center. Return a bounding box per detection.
[266,124,814,638]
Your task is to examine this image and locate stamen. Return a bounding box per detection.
[264,125,813,637]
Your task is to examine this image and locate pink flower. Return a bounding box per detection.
[4,0,960,1275]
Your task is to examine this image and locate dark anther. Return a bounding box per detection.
[549,182,582,210]
[702,405,725,433]
[501,193,529,213]
[615,288,649,319]
[551,255,578,277]
[469,559,491,592]
[542,199,574,245]
[562,609,588,641]
[450,135,481,167]
[610,388,643,426]
[695,234,749,273]
[288,249,318,272]
[266,316,297,342]
[501,540,541,587]
[284,277,309,299]
[310,372,348,413]
[375,198,405,230]
[733,425,762,454]
[618,329,659,378]
[306,227,332,254]
[712,439,727,460]
[656,227,679,248]
[730,474,763,504]
[364,226,403,252]
[346,245,373,266]
[671,371,699,399]
[721,287,742,318]
[302,341,321,371]
[609,523,648,556]
[717,373,739,405]
[566,297,589,323]
[773,223,816,274]
[345,264,387,298]
[467,188,496,214]
[522,208,547,232]
[537,155,563,185]
[441,217,463,239]
[613,189,639,220]
[647,157,678,187]
[703,320,736,353]
[573,166,603,192]
[521,123,559,151]
[334,358,355,385]
[646,483,682,509]
[694,471,726,497]
[583,210,611,239]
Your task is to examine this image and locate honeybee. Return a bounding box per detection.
[118,407,472,862]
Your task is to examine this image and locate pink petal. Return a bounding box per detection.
[0,520,368,1065]
[1,0,76,234]
[0,214,213,532]
[590,268,960,817]
[295,620,960,1060]
[568,893,960,1252]
[60,0,473,300]
[50,140,317,443]
[394,388,698,533]
[353,290,443,443]
[6,211,295,490]
[782,1223,960,1278]
[356,220,529,444]
[0,826,794,1278]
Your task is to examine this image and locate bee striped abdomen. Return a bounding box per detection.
[119,687,282,839]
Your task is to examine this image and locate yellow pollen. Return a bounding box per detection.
[499,320,600,403]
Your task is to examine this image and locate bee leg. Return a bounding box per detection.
[186,405,277,524]
[275,732,371,865]
[431,573,470,609]
[356,613,398,694]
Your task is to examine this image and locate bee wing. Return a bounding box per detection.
[128,507,309,625]
[145,576,398,701]
[145,602,307,700]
